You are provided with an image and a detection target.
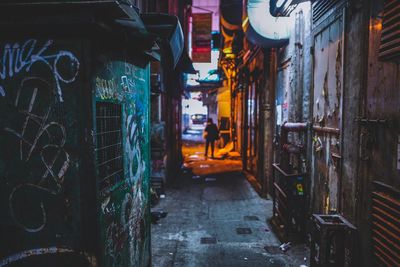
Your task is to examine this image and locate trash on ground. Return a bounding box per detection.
[279,242,291,252]
[151,211,168,224]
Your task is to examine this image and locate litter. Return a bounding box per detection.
[279,242,291,252]
[205,177,217,182]
[151,211,168,224]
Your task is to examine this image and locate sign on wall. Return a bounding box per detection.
[192,13,212,62]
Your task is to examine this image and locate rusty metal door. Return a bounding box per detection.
[312,11,344,213]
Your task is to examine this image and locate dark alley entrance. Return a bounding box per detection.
[150,132,309,266]
[152,139,309,267]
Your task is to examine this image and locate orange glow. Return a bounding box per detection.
[369,18,382,31]
[223,47,233,54]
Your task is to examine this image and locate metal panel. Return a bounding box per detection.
[371,182,400,266]
[363,15,400,188]
[312,11,344,213]
[94,58,150,267]
[379,0,400,62]
[312,0,343,25]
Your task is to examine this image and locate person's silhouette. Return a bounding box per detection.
[203,118,219,158]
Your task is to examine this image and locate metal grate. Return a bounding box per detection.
[371,181,400,266]
[95,102,124,193]
[312,0,342,24]
[379,0,400,62]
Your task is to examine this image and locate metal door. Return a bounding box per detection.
[312,11,344,213]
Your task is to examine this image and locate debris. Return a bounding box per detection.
[151,211,168,224]
[168,252,173,256]
[279,242,291,252]
[199,164,211,168]
[160,194,166,199]
[205,177,216,182]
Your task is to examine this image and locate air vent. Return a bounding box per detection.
[95,102,124,195]
[312,0,342,24]
[371,181,400,266]
[379,0,400,62]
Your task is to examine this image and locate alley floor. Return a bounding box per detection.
[151,138,309,267]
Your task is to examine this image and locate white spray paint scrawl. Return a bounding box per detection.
[0,39,80,101]
[1,39,80,233]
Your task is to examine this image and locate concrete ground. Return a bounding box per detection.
[151,137,309,267]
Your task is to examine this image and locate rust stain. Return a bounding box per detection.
[323,71,329,107]
[316,158,329,178]
[335,41,342,110]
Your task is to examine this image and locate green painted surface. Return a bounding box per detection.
[0,39,151,267]
[0,39,92,265]
[94,58,151,267]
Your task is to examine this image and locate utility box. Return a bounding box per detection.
[272,164,307,241]
[310,214,357,267]
[271,122,308,242]
[0,2,154,266]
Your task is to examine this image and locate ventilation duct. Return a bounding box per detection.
[245,0,293,48]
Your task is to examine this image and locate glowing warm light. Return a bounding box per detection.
[369,18,382,31]
[223,47,233,54]
[242,16,249,29]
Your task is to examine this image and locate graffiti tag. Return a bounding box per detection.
[4,77,71,232]
[96,77,118,100]
[0,39,80,101]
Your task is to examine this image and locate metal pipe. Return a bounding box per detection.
[313,126,340,135]
[282,122,307,131]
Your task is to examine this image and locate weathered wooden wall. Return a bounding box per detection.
[356,1,400,265]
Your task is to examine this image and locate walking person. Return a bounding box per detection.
[203,118,219,158]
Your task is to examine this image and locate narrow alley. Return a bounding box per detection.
[0,0,399,267]
[152,139,308,267]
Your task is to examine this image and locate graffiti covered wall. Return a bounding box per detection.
[0,39,95,266]
[93,56,151,267]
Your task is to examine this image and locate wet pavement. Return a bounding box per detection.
[151,138,309,267]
